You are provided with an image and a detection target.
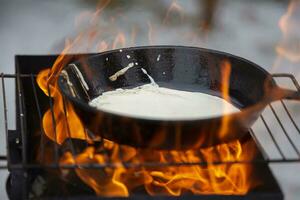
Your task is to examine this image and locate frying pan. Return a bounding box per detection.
[58,46,300,150]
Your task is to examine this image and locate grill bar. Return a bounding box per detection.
[61,95,77,165]
[30,74,46,164]
[2,158,300,170]
[269,103,300,157]
[16,72,27,164]
[249,129,269,160]
[1,74,9,165]
[46,82,60,165]
[281,100,300,135]
[260,115,286,159]
[272,73,300,89]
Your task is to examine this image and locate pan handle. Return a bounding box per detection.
[269,74,300,101]
[272,87,300,101]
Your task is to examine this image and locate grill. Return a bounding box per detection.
[1,54,300,199]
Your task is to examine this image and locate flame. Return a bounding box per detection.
[36,1,256,197]
[275,0,300,65]
[130,26,137,46]
[38,53,255,196]
[163,1,184,25]
[112,32,126,49]
[147,21,155,45]
[36,38,89,144]
[219,59,232,139]
[37,55,255,196]
[60,139,255,197]
[97,40,109,52]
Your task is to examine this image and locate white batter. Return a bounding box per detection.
[89,84,239,120]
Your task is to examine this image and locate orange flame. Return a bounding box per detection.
[131,26,138,46]
[275,0,300,64]
[112,32,126,49]
[37,37,89,144]
[36,1,256,197]
[219,59,232,139]
[163,1,184,25]
[37,53,255,196]
[97,40,109,52]
[60,139,255,197]
[148,21,155,45]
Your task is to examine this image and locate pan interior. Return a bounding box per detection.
[59,46,270,119]
[89,82,240,120]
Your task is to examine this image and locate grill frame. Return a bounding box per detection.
[2,54,299,199]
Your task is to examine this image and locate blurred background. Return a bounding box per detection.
[0,0,300,199]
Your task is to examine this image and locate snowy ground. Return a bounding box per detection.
[0,0,300,199]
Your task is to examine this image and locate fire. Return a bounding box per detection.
[36,38,89,144]
[219,59,232,139]
[147,21,155,45]
[97,40,109,52]
[36,1,256,197]
[60,140,255,196]
[275,0,300,65]
[163,0,184,25]
[37,52,255,196]
[112,32,126,49]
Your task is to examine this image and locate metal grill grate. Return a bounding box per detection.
[0,73,300,170]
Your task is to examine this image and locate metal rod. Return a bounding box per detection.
[281,100,300,135]
[249,129,269,160]
[16,72,27,164]
[290,75,300,91]
[269,103,300,157]
[260,115,286,159]
[14,68,29,200]
[1,74,37,78]
[61,96,77,163]
[272,73,300,91]
[30,74,46,163]
[46,82,60,165]
[1,74,9,163]
[2,158,300,170]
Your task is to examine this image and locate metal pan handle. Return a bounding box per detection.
[273,87,300,101]
[269,74,300,102]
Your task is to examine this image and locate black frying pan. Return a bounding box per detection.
[58,46,300,150]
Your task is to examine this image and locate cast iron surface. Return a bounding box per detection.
[58,46,300,150]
